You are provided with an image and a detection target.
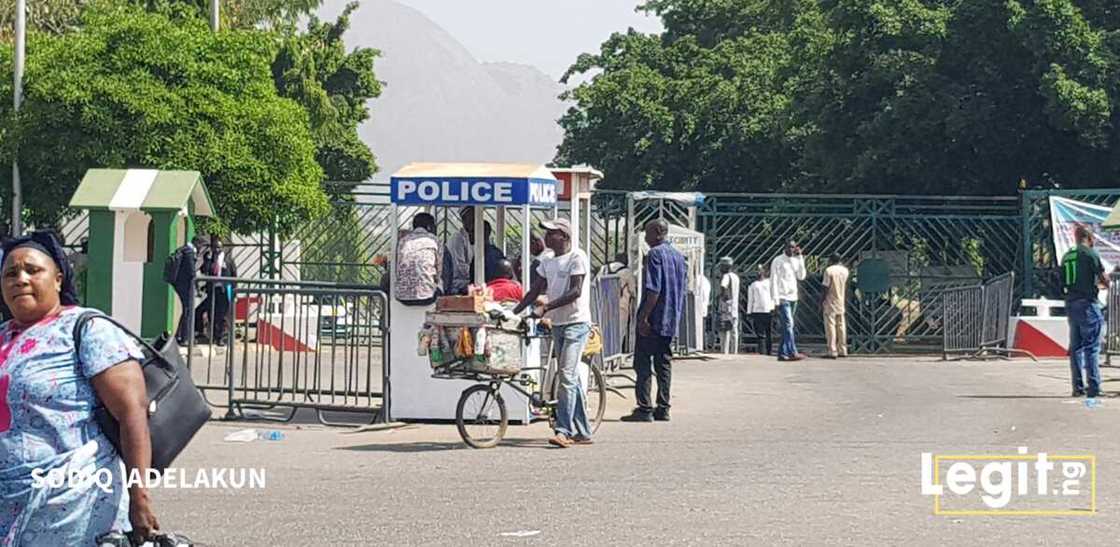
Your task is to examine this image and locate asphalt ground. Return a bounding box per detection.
[153,354,1120,545]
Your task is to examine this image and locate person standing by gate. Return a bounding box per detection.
[821,254,850,359]
[1061,225,1108,398]
[196,237,237,346]
[717,257,740,354]
[747,266,774,355]
[169,236,202,345]
[771,241,807,361]
[621,219,687,423]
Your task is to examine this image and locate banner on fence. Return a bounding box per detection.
[1049,196,1120,272]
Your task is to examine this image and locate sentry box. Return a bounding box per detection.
[387,163,559,422]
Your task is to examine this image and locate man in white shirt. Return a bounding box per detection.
[746,265,775,355]
[770,241,807,361]
[515,218,594,448]
[717,257,740,354]
[821,254,850,359]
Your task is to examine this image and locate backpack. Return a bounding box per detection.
[163,247,186,284]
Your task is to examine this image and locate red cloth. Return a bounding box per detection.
[487,278,524,303]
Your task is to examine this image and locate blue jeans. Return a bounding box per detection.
[1067,299,1103,396]
[551,322,593,438]
[778,300,798,358]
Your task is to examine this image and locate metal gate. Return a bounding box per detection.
[696,194,1023,353]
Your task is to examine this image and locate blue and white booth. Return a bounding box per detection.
[387,163,559,421]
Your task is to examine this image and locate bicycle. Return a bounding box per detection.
[432,316,607,448]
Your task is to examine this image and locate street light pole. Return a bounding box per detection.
[11,0,25,236]
[210,0,219,31]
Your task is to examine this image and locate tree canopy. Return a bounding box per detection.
[0,0,381,234]
[558,0,1120,195]
[0,4,328,234]
[274,3,382,190]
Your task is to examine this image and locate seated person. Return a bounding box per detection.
[486,259,524,303]
[394,213,441,305]
[466,222,507,284]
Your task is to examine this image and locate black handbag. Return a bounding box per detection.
[74,312,212,471]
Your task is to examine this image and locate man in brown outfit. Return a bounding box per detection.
[821,254,850,359]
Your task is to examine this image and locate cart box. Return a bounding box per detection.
[426,311,489,327]
[436,294,485,313]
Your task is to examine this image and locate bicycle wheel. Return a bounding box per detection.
[455,384,508,449]
[586,358,607,434]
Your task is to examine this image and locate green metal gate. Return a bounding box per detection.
[697,194,1024,353]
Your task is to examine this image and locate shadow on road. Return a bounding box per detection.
[335,438,554,452]
[959,393,1115,399]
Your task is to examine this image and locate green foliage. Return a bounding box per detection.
[273,2,382,189]
[559,0,1120,195]
[0,4,328,235]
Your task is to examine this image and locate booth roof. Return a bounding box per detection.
[391,162,558,181]
[69,168,215,216]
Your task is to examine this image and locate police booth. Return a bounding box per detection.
[386,163,558,421]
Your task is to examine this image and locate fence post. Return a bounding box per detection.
[1020,191,1034,299]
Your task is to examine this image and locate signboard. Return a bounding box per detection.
[1049,196,1120,271]
[390,177,557,207]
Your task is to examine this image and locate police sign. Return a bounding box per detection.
[391,177,557,207]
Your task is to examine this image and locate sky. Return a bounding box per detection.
[391,0,664,79]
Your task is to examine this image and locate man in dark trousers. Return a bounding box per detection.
[1061,225,1109,398]
[621,219,688,422]
[196,236,238,346]
[171,235,203,345]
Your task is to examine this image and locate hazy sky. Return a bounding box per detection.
[392,0,664,79]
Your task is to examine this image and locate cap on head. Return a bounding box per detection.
[540,218,572,238]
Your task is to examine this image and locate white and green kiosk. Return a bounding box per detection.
[68,168,215,339]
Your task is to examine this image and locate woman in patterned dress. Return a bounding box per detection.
[0,232,160,545]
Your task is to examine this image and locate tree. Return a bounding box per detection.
[273,2,382,190]
[558,0,1120,195]
[0,4,328,235]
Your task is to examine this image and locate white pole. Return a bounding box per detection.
[473,205,484,288]
[11,0,25,236]
[521,205,530,289]
[496,207,506,255]
[210,0,219,31]
[570,180,581,252]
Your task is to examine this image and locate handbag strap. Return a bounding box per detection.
[72,311,173,373]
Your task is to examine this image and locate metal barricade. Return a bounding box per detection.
[1107,273,1120,365]
[979,272,1015,350]
[187,276,389,425]
[943,271,1030,360]
[942,283,983,358]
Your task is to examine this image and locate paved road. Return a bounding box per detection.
[156,355,1120,545]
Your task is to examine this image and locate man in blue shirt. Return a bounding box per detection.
[622,219,688,422]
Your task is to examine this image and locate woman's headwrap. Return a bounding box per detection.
[2,231,79,306]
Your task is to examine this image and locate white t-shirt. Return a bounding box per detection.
[695,276,712,318]
[537,248,592,326]
[747,278,775,314]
